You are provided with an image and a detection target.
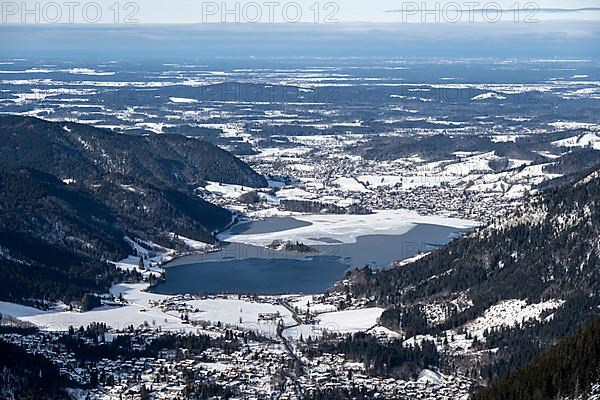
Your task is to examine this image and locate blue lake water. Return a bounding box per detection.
[228,217,311,235]
[151,218,469,295]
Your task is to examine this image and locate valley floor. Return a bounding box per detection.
[0,209,481,399]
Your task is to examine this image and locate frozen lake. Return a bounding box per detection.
[151,217,469,295]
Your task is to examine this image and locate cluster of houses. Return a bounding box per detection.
[1,332,93,387]
[365,185,507,222]
[1,288,475,400]
[301,353,473,400]
[0,326,474,400]
[204,140,525,223]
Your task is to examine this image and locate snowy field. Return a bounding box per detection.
[0,284,295,337]
[1,284,206,334]
[283,308,385,340]
[553,132,600,150]
[287,295,337,314]
[405,298,565,354]
[0,283,388,340]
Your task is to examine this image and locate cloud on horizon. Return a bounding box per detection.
[0,22,598,60]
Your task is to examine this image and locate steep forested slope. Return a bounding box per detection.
[0,168,236,303]
[473,318,600,400]
[0,116,266,304]
[0,115,267,188]
[347,167,600,379]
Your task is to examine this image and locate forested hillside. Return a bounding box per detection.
[0,116,266,304]
[473,318,600,400]
[0,115,267,188]
[0,168,235,303]
[346,166,600,380]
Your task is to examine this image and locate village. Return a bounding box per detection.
[0,315,474,400]
[0,278,477,400]
[199,133,555,224]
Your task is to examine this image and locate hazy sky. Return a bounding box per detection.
[2,0,599,59]
[5,0,600,23]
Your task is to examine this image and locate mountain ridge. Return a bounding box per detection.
[0,115,267,189]
[344,165,600,382]
[0,115,266,304]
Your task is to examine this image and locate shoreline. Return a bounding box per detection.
[0,209,480,331]
[163,208,480,271]
[219,208,480,247]
[150,218,479,297]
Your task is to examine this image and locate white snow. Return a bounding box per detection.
[220,209,479,246]
[0,283,294,338]
[0,67,114,76]
[283,307,384,340]
[332,177,372,193]
[169,97,199,104]
[253,147,311,159]
[417,369,443,385]
[367,325,403,339]
[462,299,565,339]
[471,92,507,101]
[490,135,520,143]
[396,252,430,267]
[20,303,193,333]
[203,181,254,199]
[185,298,295,337]
[405,298,565,354]
[576,169,600,187]
[357,174,405,188]
[288,295,337,314]
[4,284,194,333]
[550,121,600,131]
[134,122,174,134]
[276,187,318,200]
[168,233,215,252]
[565,383,600,400]
[463,163,560,199]
[64,68,115,76]
[552,132,600,150]
[356,151,520,192]
[0,301,47,318]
